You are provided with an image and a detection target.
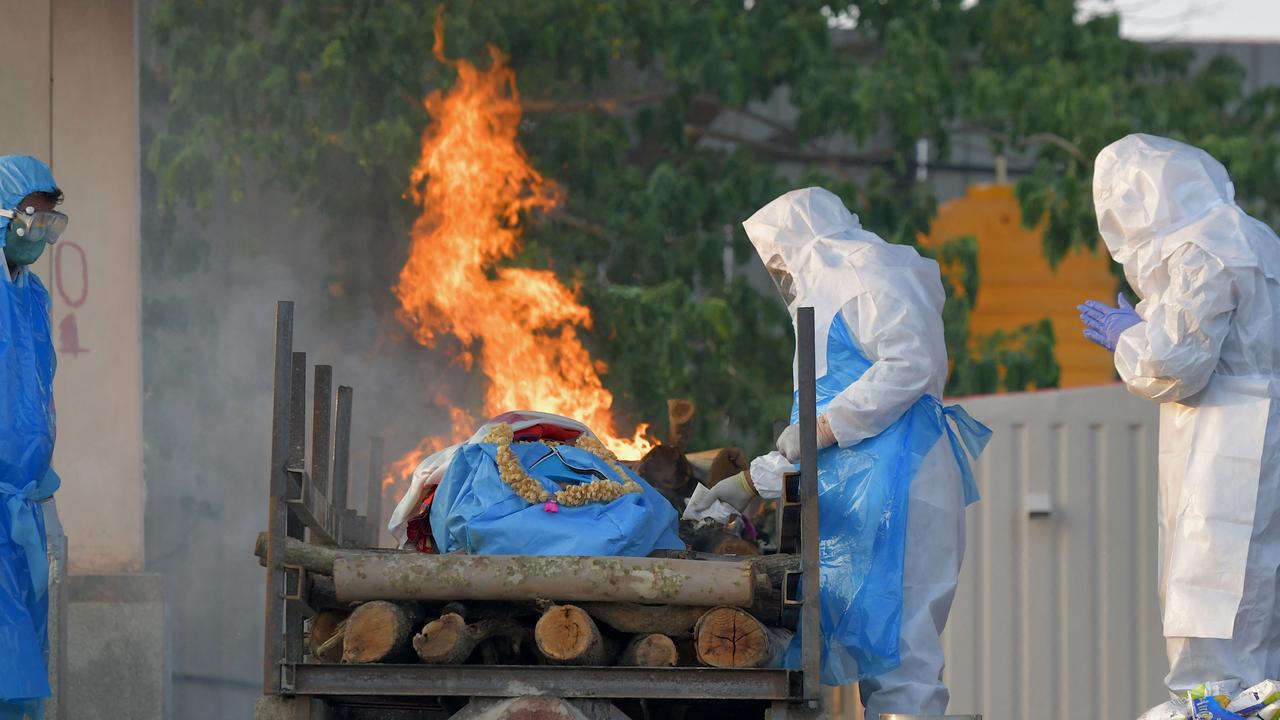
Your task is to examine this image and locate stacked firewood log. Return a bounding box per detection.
[306,599,792,669]
[255,536,799,670]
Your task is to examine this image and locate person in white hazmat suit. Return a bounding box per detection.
[1080,134,1280,703]
[691,187,991,717]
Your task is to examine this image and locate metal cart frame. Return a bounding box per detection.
[259,301,824,719]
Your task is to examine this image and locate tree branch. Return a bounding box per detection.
[1024,132,1091,166]
[687,93,798,140]
[688,125,896,167]
[544,210,607,238]
[960,125,1090,166]
[523,91,671,115]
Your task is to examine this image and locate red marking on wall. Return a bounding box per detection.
[53,241,88,356]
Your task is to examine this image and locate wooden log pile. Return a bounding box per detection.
[302,597,795,669]
[271,397,803,673]
[264,541,800,671]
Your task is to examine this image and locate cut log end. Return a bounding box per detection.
[714,536,760,556]
[620,634,678,667]
[694,606,769,668]
[667,399,696,453]
[682,521,760,557]
[413,613,526,665]
[688,447,748,488]
[413,613,468,664]
[341,601,423,664]
[308,610,349,663]
[636,445,694,496]
[535,605,613,666]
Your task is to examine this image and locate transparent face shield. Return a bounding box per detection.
[765,253,796,305]
[0,205,69,245]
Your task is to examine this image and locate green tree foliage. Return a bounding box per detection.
[144,0,1278,453]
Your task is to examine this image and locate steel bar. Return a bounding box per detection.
[284,471,335,546]
[263,301,295,694]
[285,353,307,671]
[332,385,354,544]
[342,509,361,550]
[776,471,800,554]
[796,306,821,703]
[282,565,317,618]
[288,353,307,471]
[286,354,308,539]
[366,437,385,547]
[289,664,796,700]
[311,366,333,495]
[332,554,757,606]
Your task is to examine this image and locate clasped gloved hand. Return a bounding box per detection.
[1078,293,1141,352]
[776,414,837,462]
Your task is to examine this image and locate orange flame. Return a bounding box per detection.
[385,19,652,496]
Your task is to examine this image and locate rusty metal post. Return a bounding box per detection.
[285,354,308,673]
[264,302,295,694]
[796,306,821,704]
[288,354,307,469]
[365,437,385,547]
[311,366,333,495]
[332,386,354,545]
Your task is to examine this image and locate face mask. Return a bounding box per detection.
[4,233,46,266]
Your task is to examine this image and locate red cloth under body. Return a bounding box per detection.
[511,423,583,443]
[405,487,438,554]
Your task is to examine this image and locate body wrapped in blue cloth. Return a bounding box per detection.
[427,416,683,557]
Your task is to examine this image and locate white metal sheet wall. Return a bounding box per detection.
[942,385,1167,720]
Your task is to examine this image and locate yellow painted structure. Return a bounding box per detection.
[922,184,1118,388]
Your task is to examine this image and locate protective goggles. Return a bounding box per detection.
[0,205,68,244]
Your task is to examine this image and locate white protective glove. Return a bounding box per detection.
[747,452,793,500]
[776,414,837,462]
[687,471,756,513]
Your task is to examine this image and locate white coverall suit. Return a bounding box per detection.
[742,188,974,717]
[1095,134,1280,696]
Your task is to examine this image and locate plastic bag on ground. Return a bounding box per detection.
[1228,680,1280,716]
[1139,699,1191,720]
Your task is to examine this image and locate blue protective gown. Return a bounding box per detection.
[0,156,61,717]
[783,315,989,686]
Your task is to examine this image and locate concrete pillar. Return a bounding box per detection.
[0,0,54,158]
[46,0,145,574]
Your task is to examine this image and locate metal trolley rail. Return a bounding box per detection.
[257,301,825,720]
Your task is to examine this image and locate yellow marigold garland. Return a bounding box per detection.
[483,423,642,507]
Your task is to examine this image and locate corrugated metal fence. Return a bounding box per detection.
[941,385,1167,720]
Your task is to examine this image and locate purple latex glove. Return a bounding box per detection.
[1078,293,1141,352]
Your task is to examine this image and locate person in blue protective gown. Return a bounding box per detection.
[0,156,67,720]
[690,187,991,718]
